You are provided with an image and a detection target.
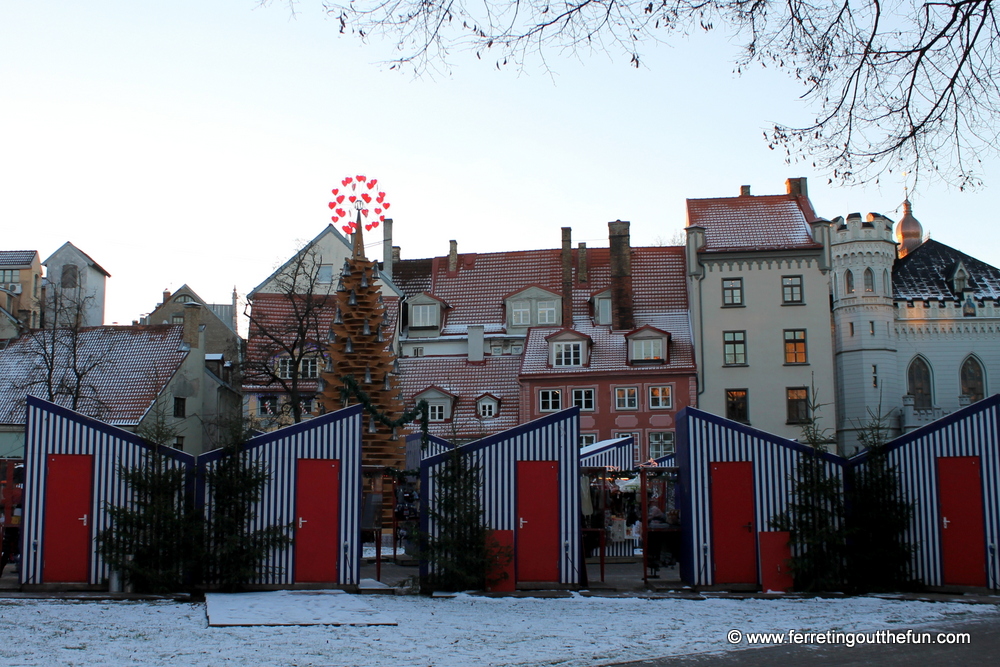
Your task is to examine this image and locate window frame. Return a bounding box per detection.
[781,275,803,304]
[614,386,639,411]
[783,329,808,364]
[428,403,446,422]
[725,389,749,423]
[537,300,558,325]
[649,432,676,458]
[786,387,810,424]
[539,389,562,412]
[173,397,186,418]
[477,397,498,418]
[258,395,278,416]
[723,331,747,365]
[552,340,584,367]
[572,388,596,411]
[631,338,664,363]
[300,357,320,379]
[579,434,598,448]
[511,301,531,326]
[722,278,744,307]
[648,385,672,409]
[864,268,875,293]
[410,303,438,328]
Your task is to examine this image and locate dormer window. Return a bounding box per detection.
[591,289,613,325]
[626,325,670,365]
[546,329,592,367]
[411,304,437,327]
[511,301,531,326]
[407,293,448,336]
[537,300,558,324]
[174,295,193,304]
[952,262,970,294]
[505,286,563,328]
[414,386,456,423]
[476,394,500,419]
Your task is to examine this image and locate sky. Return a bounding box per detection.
[2,2,998,326]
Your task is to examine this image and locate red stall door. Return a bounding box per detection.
[294,459,341,583]
[710,461,757,584]
[937,456,986,587]
[516,460,560,583]
[43,454,93,583]
[759,531,793,593]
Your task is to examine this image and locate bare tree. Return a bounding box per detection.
[244,245,335,425]
[293,0,1000,187]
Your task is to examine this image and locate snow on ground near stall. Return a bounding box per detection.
[206,590,397,626]
[0,594,995,666]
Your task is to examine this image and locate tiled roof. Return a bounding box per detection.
[687,194,821,253]
[893,239,1000,301]
[243,292,400,391]
[0,325,189,426]
[397,355,523,438]
[394,246,687,330]
[0,251,38,267]
[390,257,433,298]
[520,312,695,376]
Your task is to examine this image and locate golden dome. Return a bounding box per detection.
[895,199,923,257]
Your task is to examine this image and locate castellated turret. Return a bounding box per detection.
[831,212,900,453]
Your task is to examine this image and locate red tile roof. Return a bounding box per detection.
[687,194,821,253]
[0,325,189,426]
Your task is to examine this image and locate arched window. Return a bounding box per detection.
[61,264,78,288]
[845,269,855,294]
[961,356,986,403]
[883,269,891,295]
[907,357,933,409]
[864,268,875,292]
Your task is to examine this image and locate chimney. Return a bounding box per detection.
[182,302,202,349]
[162,289,171,304]
[608,220,634,331]
[392,246,401,262]
[561,228,573,326]
[577,242,588,283]
[382,218,394,281]
[740,185,751,197]
[686,226,706,278]
[448,240,458,273]
[467,324,484,363]
[786,177,808,197]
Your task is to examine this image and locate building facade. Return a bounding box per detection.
[0,250,42,336]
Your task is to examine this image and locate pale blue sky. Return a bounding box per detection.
[2,2,997,325]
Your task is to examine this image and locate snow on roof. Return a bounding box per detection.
[687,193,821,253]
[893,238,1000,301]
[0,325,188,426]
[0,250,38,267]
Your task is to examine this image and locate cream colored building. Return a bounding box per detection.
[0,250,43,336]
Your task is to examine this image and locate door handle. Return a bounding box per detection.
[519,518,527,529]
[298,517,307,529]
[942,517,950,529]
[78,515,88,527]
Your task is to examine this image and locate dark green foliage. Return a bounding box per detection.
[421,449,512,592]
[846,412,917,593]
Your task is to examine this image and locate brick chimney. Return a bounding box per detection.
[392,246,401,262]
[162,289,171,304]
[786,177,808,197]
[577,242,588,283]
[448,240,458,273]
[182,302,202,349]
[740,185,751,197]
[382,218,394,281]
[561,227,573,326]
[608,220,634,331]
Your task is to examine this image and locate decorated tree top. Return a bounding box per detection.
[328,175,392,236]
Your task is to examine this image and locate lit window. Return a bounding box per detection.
[864,268,875,293]
[614,387,638,410]
[961,357,985,403]
[537,300,558,324]
[845,270,855,294]
[723,278,744,306]
[572,388,595,411]
[786,388,810,424]
[908,357,932,409]
[632,338,663,362]
[511,301,531,326]
[782,276,803,303]
[539,389,562,412]
[649,432,675,458]
[783,330,807,364]
[649,386,672,409]
[724,331,747,365]
[411,304,437,328]
[428,404,446,421]
[553,341,583,366]
[726,389,748,422]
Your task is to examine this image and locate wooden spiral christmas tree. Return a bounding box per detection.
[320,180,404,470]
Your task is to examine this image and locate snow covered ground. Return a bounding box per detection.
[0,593,995,666]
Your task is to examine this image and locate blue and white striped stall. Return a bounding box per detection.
[404,431,455,470]
[848,395,1000,590]
[196,404,364,588]
[21,396,195,587]
[420,408,581,587]
[580,437,633,470]
[677,407,847,588]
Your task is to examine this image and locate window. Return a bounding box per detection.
[553,341,583,366]
[539,389,562,412]
[615,432,641,463]
[173,397,186,418]
[537,300,558,324]
[864,268,875,292]
[632,338,663,362]
[649,386,672,409]
[277,357,295,379]
[174,295,193,304]
[61,264,78,288]
[511,301,531,326]
[173,436,185,451]
[614,387,638,410]
[317,264,334,283]
[783,330,807,364]
[961,356,985,403]
[722,278,744,306]
[491,344,503,356]
[849,322,855,337]
[786,388,810,424]
[411,304,437,328]
[596,298,612,325]
[726,389,749,422]
[171,314,184,324]
[0,270,18,283]
[579,434,598,448]
[782,276,803,304]
[300,397,314,414]
[883,269,891,295]
[907,357,933,409]
[411,346,424,357]
[477,398,497,418]
[259,395,278,416]
[872,364,879,388]
[845,269,855,294]
[510,344,523,355]
[300,357,320,379]
[649,432,675,458]
[723,331,747,365]
[571,388,595,411]
[428,404,446,421]
[869,321,875,335]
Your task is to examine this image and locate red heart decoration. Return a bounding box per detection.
[365,224,373,231]
[377,191,385,200]
[375,208,382,215]
[342,177,352,186]
[351,221,360,231]
[336,208,346,217]
[362,209,369,217]
[383,202,391,210]
[357,175,366,182]
[332,188,339,195]
[372,220,380,228]
[367,181,376,190]
[379,215,385,222]
[336,195,345,204]
[328,202,336,209]
[349,196,356,203]
[332,215,339,222]
[361,193,372,203]
[342,224,352,234]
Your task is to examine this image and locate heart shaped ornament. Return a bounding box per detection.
[365,224,373,231]
[332,188,339,195]
[362,208,369,217]
[357,175,367,182]
[328,202,336,209]
[342,177,352,186]
[336,195,345,204]
[361,193,372,203]
[342,224,352,233]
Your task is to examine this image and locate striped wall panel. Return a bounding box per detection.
[405,431,454,470]
[580,437,633,471]
[21,396,195,586]
[848,395,1000,589]
[421,408,581,585]
[654,454,676,468]
[677,407,846,587]
[196,404,364,587]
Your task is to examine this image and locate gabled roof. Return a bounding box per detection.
[414,385,458,400]
[43,242,111,277]
[893,239,1000,301]
[0,251,39,267]
[544,328,593,343]
[625,324,671,339]
[0,325,189,426]
[686,193,821,253]
[150,284,237,334]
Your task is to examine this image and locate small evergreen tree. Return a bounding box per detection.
[846,408,917,592]
[421,448,512,592]
[770,386,847,591]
